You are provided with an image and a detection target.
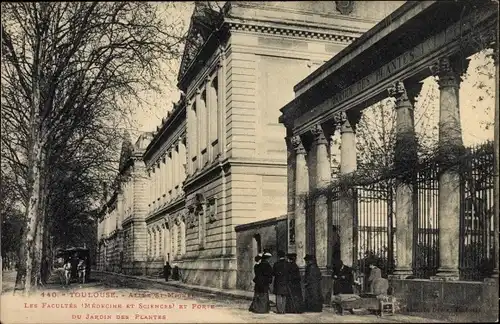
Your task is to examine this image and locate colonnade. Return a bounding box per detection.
[288,55,469,280]
[146,215,187,262]
[148,137,187,212]
[187,52,225,176]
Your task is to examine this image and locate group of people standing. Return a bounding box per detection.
[249,250,324,314]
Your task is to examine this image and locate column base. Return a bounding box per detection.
[389,268,413,280]
[490,269,499,278]
[431,268,459,281]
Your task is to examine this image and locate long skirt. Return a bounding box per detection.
[304,285,323,312]
[249,292,270,313]
[285,284,304,313]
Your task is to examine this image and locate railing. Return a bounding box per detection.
[320,142,495,282]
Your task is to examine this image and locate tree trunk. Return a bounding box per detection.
[23,139,43,295]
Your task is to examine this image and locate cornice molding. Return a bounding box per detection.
[227,21,357,43]
[145,196,186,222]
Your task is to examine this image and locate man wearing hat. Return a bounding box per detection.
[272,250,290,314]
[285,253,304,313]
[303,254,323,312]
[249,252,273,313]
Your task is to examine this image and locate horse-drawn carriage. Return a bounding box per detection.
[56,247,90,285]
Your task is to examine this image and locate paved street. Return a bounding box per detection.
[2,271,449,323]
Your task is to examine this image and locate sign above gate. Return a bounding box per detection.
[280,2,497,134]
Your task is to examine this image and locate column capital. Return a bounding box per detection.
[332,111,347,129]
[196,88,202,96]
[387,81,408,105]
[311,124,328,145]
[291,135,306,154]
[331,110,362,133]
[430,56,470,89]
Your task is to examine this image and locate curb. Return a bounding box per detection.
[96,271,256,302]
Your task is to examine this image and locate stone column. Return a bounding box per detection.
[311,124,331,268]
[179,138,187,195]
[205,77,213,161]
[388,81,421,278]
[195,90,204,170]
[337,112,357,267]
[156,161,161,206]
[162,155,168,202]
[492,46,499,279]
[166,151,172,201]
[292,135,309,267]
[217,54,225,158]
[432,56,468,281]
[173,145,179,198]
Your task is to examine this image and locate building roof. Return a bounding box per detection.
[177,2,225,83]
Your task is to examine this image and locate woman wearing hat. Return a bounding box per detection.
[249,252,273,313]
[303,254,323,312]
[285,253,304,313]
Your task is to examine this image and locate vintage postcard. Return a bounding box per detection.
[1,1,498,323]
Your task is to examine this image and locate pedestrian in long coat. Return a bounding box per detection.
[272,250,290,314]
[163,261,172,282]
[285,253,304,314]
[249,252,273,313]
[332,260,355,295]
[303,254,323,312]
[249,254,262,312]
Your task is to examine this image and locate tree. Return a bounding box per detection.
[1,2,186,293]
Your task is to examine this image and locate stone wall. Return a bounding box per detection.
[390,278,499,321]
[235,216,287,291]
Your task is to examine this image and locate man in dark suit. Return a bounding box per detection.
[332,260,355,295]
[272,250,290,314]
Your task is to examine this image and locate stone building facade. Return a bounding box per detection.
[97,1,404,289]
[97,133,153,274]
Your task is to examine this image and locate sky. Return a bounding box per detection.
[125,2,495,149]
[124,2,195,141]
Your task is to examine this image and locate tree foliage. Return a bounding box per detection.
[1,2,186,293]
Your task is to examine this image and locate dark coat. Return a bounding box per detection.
[272,258,290,296]
[304,262,323,312]
[286,261,304,313]
[253,261,273,293]
[163,264,172,279]
[332,265,354,295]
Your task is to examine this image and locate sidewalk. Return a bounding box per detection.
[97,271,275,303]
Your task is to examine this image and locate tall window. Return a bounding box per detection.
[172,223,178,256]
[198,205,206,249]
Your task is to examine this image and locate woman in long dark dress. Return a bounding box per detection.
[249,254,262,312]
[249,253,273,313]
[303,254,323,312]
[285,253,304,313]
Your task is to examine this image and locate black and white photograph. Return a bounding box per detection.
[1,1,499,323]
